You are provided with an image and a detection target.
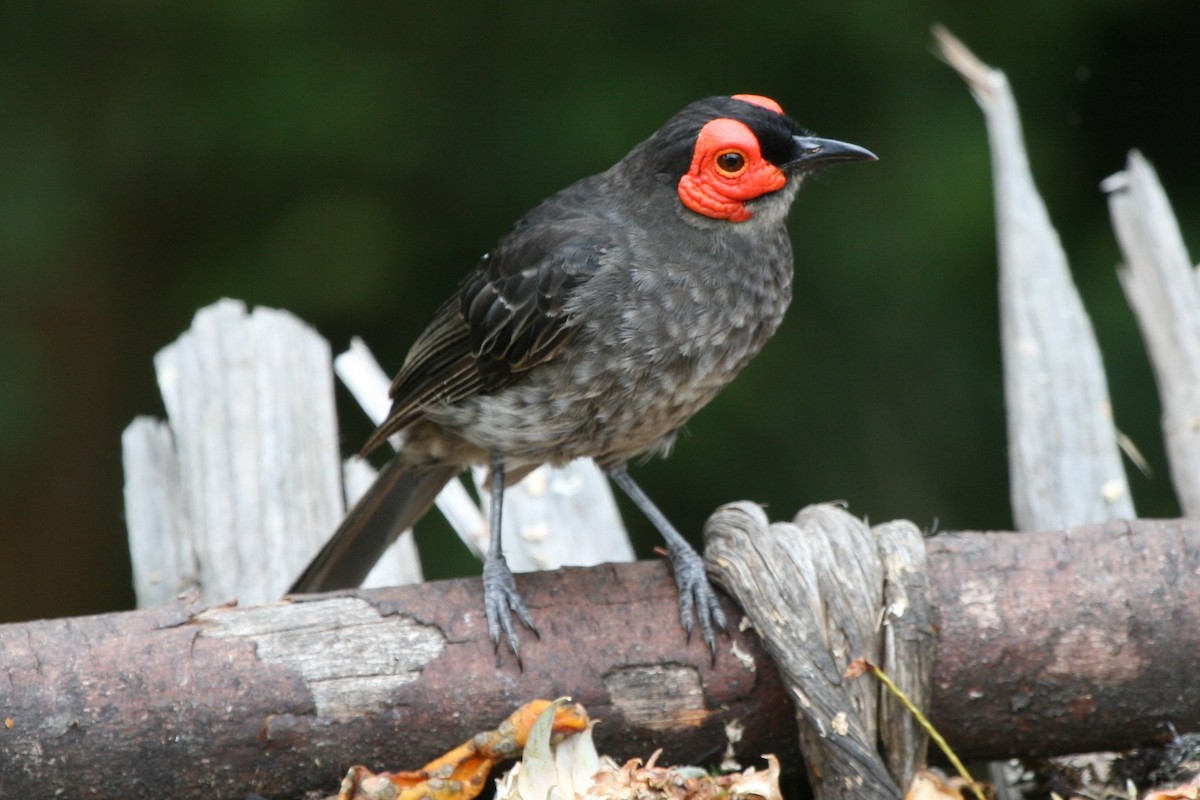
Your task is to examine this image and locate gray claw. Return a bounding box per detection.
[482,554,538,660]
[669,545,727,653]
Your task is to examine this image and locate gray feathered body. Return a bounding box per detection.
[393,163,798,472]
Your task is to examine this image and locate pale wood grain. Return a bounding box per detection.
[124,299,344,606]
[1105,151,1200,516]
[935,26,1134,530]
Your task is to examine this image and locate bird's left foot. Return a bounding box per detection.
[667,542,727,653]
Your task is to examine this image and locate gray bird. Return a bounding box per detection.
[289,94,876,660]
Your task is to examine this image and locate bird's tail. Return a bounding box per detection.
[288,458,460,593]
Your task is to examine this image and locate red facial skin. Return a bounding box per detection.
[677,116,787,222]
[730,93,784,114]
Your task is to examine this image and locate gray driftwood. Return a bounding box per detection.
[935,27,1135,531]
[123,300,346,607]
[705,503,930,800]
[873,519,934,785]
[1105,152,1200,517]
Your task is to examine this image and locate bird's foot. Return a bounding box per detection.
[482,554,538,663]
[667,542,727,654]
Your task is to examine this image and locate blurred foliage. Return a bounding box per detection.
[1,1,1196,622]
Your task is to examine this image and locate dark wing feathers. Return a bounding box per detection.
[362,216,609,454]
[466,226,604,386]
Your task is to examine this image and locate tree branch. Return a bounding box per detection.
[2,519,1198,798]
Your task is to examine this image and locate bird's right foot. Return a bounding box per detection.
[666,538,728,654]
[482,553,538,662]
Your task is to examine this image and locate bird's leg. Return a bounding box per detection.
[608,467,727,653]
[482,455,538,660]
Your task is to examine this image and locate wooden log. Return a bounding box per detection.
[0,561,792,799]
[927,517,1200,758]
[2,519,1198,799]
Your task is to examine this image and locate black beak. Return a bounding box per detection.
[786,136,878,170]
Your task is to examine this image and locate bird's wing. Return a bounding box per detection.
[363,217,609,451]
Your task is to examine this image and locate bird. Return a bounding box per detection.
[289,94,876,661]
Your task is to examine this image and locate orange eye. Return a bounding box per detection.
[715,150,747,176]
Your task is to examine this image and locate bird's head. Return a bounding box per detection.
[632,94,876,225]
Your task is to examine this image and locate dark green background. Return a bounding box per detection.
[2,2,1196,623]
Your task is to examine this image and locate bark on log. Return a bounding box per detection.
[928,518,1200,757]
[2,520,1198,799]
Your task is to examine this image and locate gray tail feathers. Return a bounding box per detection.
[288,459,460,593]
